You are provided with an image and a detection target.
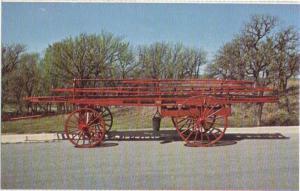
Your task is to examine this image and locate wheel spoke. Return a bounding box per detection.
[194,129,199,141]
[102,113,110,118]
[87,113,101,126]
[95,107,113,132]
[205,120,215,124]
[177,116,189,125]
[200,125,204,141]
[65,108,107,148]
[203,106,214,118]
[211,132,218,139]
[214,115,225,120]
[69,129,80,135]
[207,108,222,118]
[179,118,192,131]
[205,133,210,142]
[174,100,228,147]
[181,125,192,134]
[184,130,194,141]
[89,123,102,128]
[71,131,80,140]
[76,132,83,144]
[210,121,224,127]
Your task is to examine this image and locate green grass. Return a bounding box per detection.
[1,107,174,134]
[111,107,174,130]
[2,115,66,134]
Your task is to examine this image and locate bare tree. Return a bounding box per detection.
[1,44,25,110]
[1,44,25,75]
[4,53,40,113]
[207,15,300,126]
[273,27,299,112]
[116,44,137,79]
[138,42,206,79]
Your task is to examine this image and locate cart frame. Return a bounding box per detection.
[26,78,277,147]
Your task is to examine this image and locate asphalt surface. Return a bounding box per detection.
[1,127,299,190]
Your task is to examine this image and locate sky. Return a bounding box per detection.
[2,3,300,60]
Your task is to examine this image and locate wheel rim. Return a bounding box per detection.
[94,106,113,132]
[172,99,228,147]
[65,108,106,148]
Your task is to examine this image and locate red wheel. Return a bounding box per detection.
[94,106,113,132]
[65,108,106,148]
[172,98,229,147]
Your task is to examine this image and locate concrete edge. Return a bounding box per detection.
[1,126,298,144]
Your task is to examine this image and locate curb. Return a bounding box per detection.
[1,126,298,144]
[56,132,67,140]
[1,133,65,144]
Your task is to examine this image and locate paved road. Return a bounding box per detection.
[1,127,299,190]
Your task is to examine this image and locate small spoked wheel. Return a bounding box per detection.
[94,106,113,132]
[65,108,106,148]
[172,99,229,147]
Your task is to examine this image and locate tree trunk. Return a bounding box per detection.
[57,104,62,114]
[256,103,264,126]
[284,94,291,113]
[18,103,23,114]
[27,103,30,114]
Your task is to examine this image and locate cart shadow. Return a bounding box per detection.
[75,142,119,148]
[97,142,119,147]
[104,129,289,147]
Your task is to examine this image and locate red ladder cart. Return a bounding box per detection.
[25,79,278,148]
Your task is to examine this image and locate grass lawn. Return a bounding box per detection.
[1,107,174,134]
[2,115,66,134]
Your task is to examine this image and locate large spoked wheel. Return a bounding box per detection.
[94,106,113,132]
[172,99,229,147]
[65,108,106,148]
